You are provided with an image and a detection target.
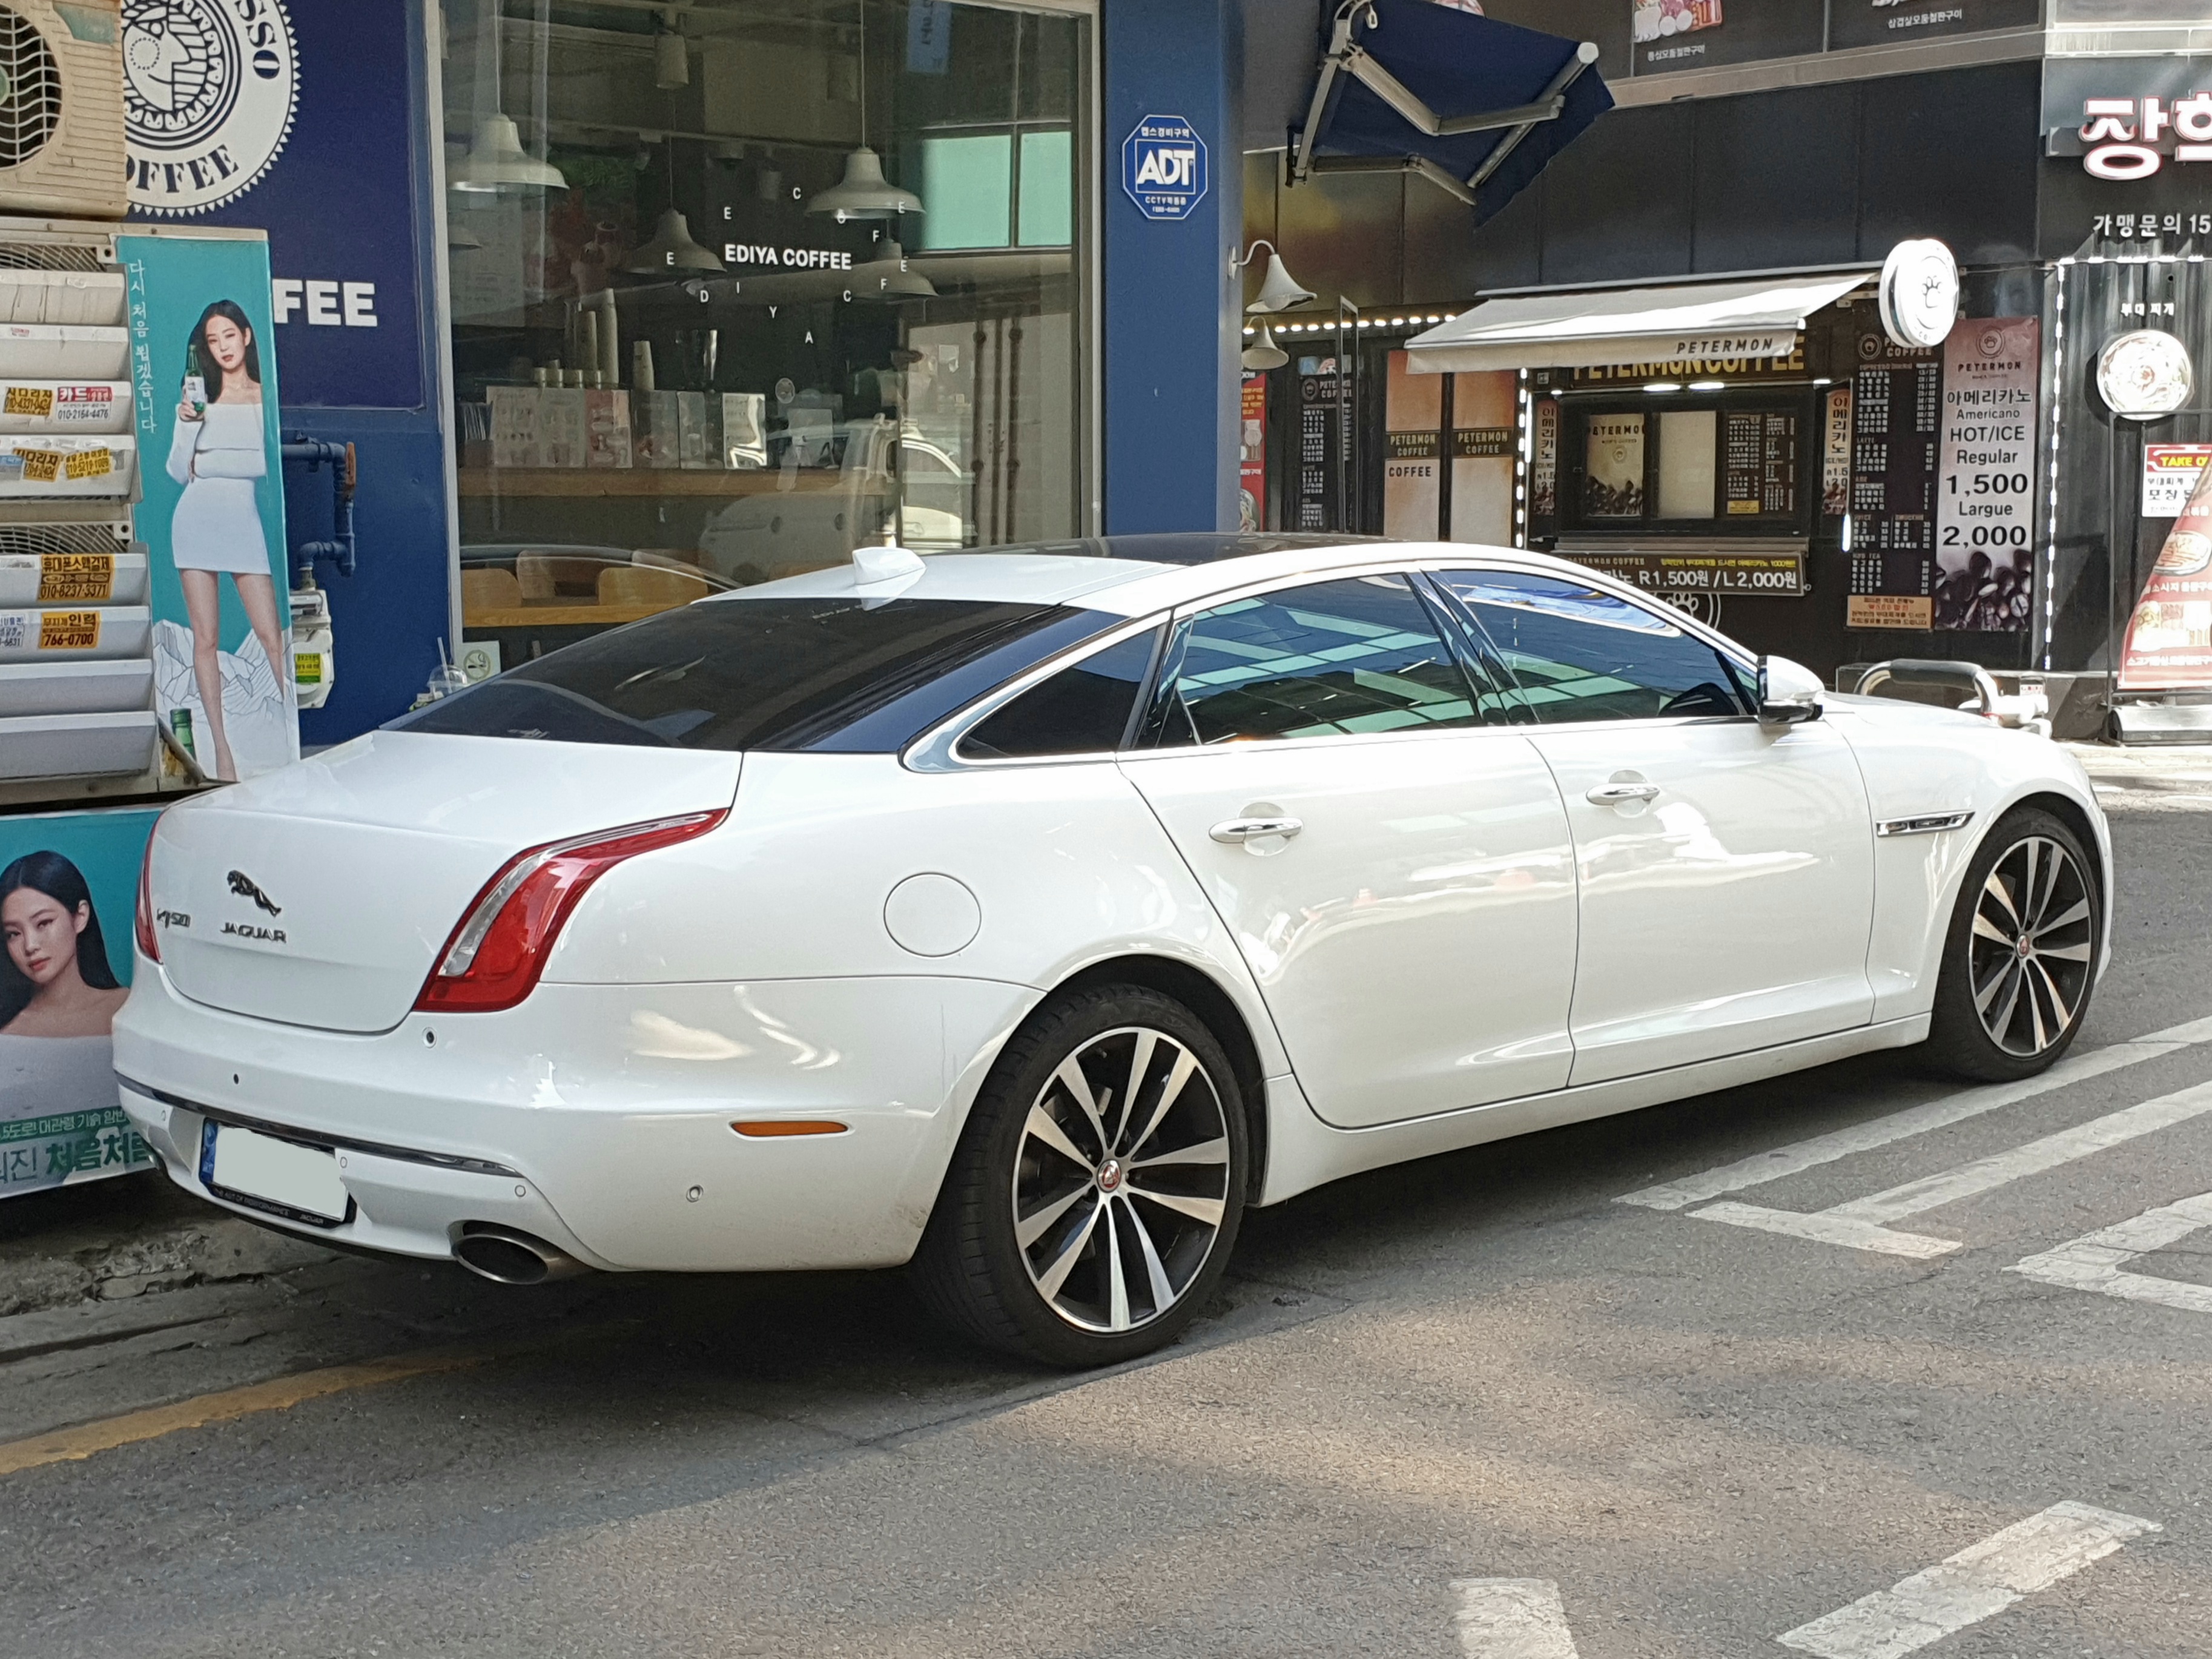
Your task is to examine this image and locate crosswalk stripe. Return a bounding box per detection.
[1450,1578,1579,1658]
[2009,1191,2212,1314]
[1828,1077,2212,1225]
[1691,1077,2212,1256]
[1775,1502,2160,1659]
[1617,1015,2212,1213]
[1688,1201,1956,1259]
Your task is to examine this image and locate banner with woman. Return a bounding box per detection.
[0,810,160,1196]
[119,232,294,782]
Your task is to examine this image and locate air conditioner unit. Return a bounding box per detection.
[0,1,125,220]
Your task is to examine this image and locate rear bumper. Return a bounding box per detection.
[114,967,1034,1272]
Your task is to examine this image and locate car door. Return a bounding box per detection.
[1433,567,1875,1087]
[1115,569,1579,1128]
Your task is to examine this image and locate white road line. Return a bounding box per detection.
[1451,1578,1580,1659]
[2009,1191,2212,1314]
[1775,1502,2161,1659]
[1829,1078,2212,1225]
[1692,1077,2212,1256]
[1691,1202,1958,1260]
[1618,1016,2212,1213]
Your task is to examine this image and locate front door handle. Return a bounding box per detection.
[1210,816,1304,844]
[1586,782,1661,806]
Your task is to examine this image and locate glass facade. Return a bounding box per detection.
[441,0,1091,662]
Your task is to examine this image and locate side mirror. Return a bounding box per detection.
[1757,655,1824,725]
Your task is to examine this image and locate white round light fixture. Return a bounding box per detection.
[1878,238,1959,350]
[2097,329,2195,420]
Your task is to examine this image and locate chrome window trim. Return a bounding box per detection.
[903,551,1771,771]
[903,613,1168,773]
[1416,555,1762,721]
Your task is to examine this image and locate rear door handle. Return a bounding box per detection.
[1586,783,1661,805]
[1210,816,1304,843]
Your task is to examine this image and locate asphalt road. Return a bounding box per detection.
[4,765,2210,1658]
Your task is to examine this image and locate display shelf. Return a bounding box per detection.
[457,467,847,499]
[0,604,150,661]
[0,710,158,782]
[0,659,152,716]
[0,550,149,605]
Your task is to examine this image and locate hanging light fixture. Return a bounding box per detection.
[449,1,565,194]
[451,113,568,193]
[627,207,722,274]
[854,237,934,299]
[1244,245,1316,315]
[626,136,724,274]
[654,7,690,88]
[807,4,924,222]
[1241,320,1288,371]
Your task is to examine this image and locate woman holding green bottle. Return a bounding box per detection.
[165,299,285,783]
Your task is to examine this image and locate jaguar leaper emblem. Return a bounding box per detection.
[226,869,281,916]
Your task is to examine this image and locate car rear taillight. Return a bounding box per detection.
[415,811,726,1014]
[134,829,160,964]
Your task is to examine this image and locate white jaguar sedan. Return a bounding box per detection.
[118,535,2109,1366]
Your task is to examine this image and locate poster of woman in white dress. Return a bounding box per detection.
[165,300,288,782]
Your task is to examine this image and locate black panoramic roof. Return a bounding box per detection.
[942,533,1393,567]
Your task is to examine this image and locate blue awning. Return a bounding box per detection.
[1292,0,1613,225]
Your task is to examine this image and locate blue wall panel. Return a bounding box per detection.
[131,0,455,744]
[1102,0,1242,534]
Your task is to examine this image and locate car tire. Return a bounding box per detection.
[1924,806,2102,1083]
[913,983,1249,1368]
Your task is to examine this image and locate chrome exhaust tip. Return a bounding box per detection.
[452,1224,586,1285]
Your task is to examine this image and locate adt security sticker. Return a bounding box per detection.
[1122,114,1208,222]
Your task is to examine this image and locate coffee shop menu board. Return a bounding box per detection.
[1723,411,1797,516]
[1295,355,1340,533]
[1847,330,1943,631]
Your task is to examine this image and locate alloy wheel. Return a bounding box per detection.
[1968,834,2094,1057]
[1011,1024,1232,1334]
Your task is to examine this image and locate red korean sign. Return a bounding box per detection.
[2121,455,2212,691]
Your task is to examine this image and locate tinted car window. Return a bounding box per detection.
[958,628,1162,760]
[1433,569,1748,723]
[393,598,1111,753]
[1148,575,1485,747]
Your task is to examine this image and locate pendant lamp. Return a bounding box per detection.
[450,0,565,195]
[807,5,923,222]
[809,146,924,222]
[1241,321,1288,371]
[854,237,934,299]
[451,113,567,194]
[626,206,723,274]
[1246,249,1316,315]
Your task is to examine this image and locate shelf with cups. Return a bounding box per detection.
[456,467,848,498]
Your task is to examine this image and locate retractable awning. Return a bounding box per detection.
[1403,271,1875,374]
[1292,0,1612,224]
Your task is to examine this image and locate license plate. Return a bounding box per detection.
[200,1120,350,1225]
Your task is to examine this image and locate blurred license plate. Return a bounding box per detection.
[202,1121,349,1224]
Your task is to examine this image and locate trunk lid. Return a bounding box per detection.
[150,732,741,1033]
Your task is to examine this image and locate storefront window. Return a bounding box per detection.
[1563,397,1808,535]
[441,0,1091,662]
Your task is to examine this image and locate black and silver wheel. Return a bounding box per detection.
[914,983,1247,1367]
[1927,807,2101,1081]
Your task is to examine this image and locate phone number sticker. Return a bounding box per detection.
[38,552,113,602]
[37,609,99,650]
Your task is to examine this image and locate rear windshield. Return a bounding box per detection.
[391,598,1114,753]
